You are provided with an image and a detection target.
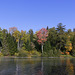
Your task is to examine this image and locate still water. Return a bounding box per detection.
[0,57,75,75]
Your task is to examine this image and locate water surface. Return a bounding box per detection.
[0,57,75,75]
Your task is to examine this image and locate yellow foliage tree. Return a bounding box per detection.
[20,30,28,50]
[65,36,72,54]
[13,30,21,50]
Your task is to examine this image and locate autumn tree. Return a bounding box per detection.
[65,36,72,54]
[37,28,48,53]
[20,30,27,50]
[13,30,21,50]
[9,27,17,35]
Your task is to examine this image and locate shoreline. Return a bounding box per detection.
[0,55,74,59]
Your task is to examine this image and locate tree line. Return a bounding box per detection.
[0,23,75,57]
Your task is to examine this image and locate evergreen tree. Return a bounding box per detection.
[72,33,75,49]
[56,23,66,51]
[44,41,51,52]
[29,29,33,42]
[56,23,66,34]
[71,32,75,56]
[46,26,49,30]
[48,27,57,48]
[25,39,32,51]
[73,28,75,32]
[2,29,9,55]
[0,28,3,48]
[7,33,17,55]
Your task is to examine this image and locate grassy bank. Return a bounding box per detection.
[60,55,74,58]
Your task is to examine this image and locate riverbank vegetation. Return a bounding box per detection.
[0,23,75,57]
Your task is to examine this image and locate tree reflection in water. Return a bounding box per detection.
[66,58,74,75]
[0,57,75,75]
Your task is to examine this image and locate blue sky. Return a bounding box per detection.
[0,0,75,33]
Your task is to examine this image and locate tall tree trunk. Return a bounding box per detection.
[41,44,43,53]
[17,39,20,50]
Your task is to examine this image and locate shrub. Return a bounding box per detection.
[42,52,48,57]
[47,50,54,57]
[1,49,9,56]
[53,49,58,56]
[57,50,61,56]
[53,49,61,57]
[65,51,70,55]
[0,52,3,57]
[18,50,31,57]
[30,50,41,57]
[61,51,64,55]
[14,53,19,56]
[42,50,54,57]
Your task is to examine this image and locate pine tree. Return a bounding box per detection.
[46,26,49,30]
[71,32,75,56]
[0,28,3,49]
[28,29,33,42]
[44,41,51,52]
[7,33,17,55]
[2,29,9,55]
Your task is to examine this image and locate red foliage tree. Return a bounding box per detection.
[37,28,48,53]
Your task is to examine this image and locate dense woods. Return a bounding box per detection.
[0,23,75,57]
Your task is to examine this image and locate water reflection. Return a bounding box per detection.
[66,58,74,75]
[0,57,75,75]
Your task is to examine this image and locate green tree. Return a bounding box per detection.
[67,29,72,34]
[7,33,17,55]
[2,29,9,55]
[71,30,75,56]
[56,23,66,51]
[44,41,51,52]
[28,29,33,42]
[33,31,41,52]
[0,28,3,48]
[48,27,57,48]
[56,23,65,34]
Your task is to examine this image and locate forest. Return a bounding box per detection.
[0,23,75,57]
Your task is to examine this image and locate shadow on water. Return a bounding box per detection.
[0,57,75,75]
